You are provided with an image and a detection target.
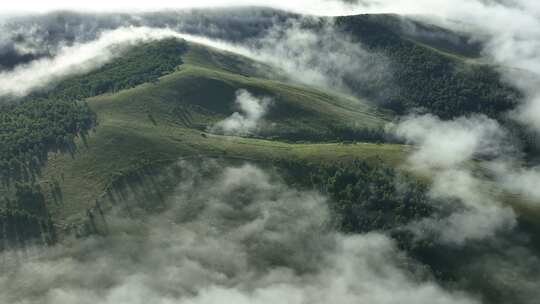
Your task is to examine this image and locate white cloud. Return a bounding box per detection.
[210,89,271,136]
[249,18,392,95]
[390,114,508,171]
[412,168,516,245]
[391,115,516,245]
[488,161,540,203]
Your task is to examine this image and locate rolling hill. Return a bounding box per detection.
[0,37,408,238]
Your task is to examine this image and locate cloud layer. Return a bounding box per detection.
[0,162,478,304]
[1,0,365,16]
[391,115,509,171]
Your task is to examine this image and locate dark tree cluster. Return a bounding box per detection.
[0,184,56,249]
[0,99,95,185]
[275,159,433,233]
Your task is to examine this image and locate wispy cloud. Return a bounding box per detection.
[210,89,272,136]
[389,114,516,245]
[391,114,509,171]
[0,26,257,98]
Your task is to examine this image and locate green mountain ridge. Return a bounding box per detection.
[2,13,539,304]
[0,18,534,242]
[1,37,408,240]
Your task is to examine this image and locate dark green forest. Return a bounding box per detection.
[335,15,521,119]
[276,159,432,232]
[0,99,95,185]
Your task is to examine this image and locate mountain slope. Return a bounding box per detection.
[1,11,539,304]
[1,12,527,241]
[27,39,406,232]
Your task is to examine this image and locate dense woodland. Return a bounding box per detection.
[276,159,432,233]
[263,126,387,143]
[335,15,521,119]
[0,183,56,249]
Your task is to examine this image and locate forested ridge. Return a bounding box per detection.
[0,16,527,256]
[335,14,521,119]
[0,9,537,304]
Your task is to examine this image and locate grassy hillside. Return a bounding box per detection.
[22,39,405,233]
[91,64,388,139]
